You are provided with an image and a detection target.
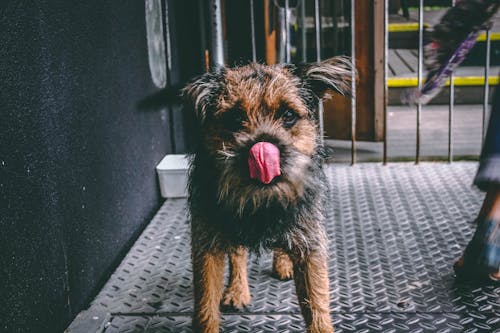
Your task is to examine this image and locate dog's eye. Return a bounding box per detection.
[221,108,246,131]
[281,110,298,128]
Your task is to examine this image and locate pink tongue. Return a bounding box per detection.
[248,142,281,184]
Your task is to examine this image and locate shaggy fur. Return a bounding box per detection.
[184,57,352,333]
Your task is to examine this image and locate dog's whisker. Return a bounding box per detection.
[216,149,236,159]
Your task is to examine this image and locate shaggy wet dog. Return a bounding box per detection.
[183,57,352,333]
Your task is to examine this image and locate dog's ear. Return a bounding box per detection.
[182,69,225,122]
[298,56,354,99]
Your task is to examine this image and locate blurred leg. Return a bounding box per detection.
[455,85,500,281]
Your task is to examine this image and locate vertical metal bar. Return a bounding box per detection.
[301,0,307,62]
[383,0,388,165]
[314,0,321,63]
[314,0,324,144]
[448,75,455,162]
[416,0,424,164]
[278,8,287,63]
[162,0,176,153]
[317,101,325,144]
[277,7,287,63]
[250,0,257,62]
[209,0,225,67]
[164,0,173,77]
[197,0,210,71]
[285,0,291,62]
[351,0,356,165]
[482,28,491,145]
[448,0,455,163]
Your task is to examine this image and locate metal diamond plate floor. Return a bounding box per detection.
[67,162,500,333]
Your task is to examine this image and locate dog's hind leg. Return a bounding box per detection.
[222,246,251,309]
[292,250,333,333]
[272,248,294,280]
[192,239,225,333]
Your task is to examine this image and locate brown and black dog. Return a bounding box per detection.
[183,57,352,333]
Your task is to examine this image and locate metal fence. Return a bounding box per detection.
[407,0,493,165]
[150,0,495,164]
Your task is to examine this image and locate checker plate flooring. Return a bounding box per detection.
[67,162,500,333]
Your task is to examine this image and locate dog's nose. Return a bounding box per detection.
[248,142,281,184]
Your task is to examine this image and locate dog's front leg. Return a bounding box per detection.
[292,250,333,333]
[192,239,225,333]
[223,246,251,309]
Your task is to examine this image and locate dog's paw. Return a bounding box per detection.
[307,326,334,333]
[222,285,251,310]
[272,251,294,280]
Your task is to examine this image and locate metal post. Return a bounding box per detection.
[250,0,257,62]
[416,0,424,164]
[163,0,176,153]
[314,0,321,63]
[197,0,210,72]
[448,0,455,163]
[383,0,388,165]
[278,7,286,63]
[351,0,356,165]
[482,28,491,145]
[314,0,324,144]
[209,0,225,67]
[448,74,454,162]
[285,0,291,63]
[164,0,172,79]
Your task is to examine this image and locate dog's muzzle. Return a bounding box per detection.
[248,142,281,184]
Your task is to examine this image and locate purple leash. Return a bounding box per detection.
[402,31,480,105]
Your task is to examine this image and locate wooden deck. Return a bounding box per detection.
[387,48,499,105]
[388,49,418,77]
[388,49,500,81]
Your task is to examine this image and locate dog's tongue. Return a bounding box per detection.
[248,142,281,184]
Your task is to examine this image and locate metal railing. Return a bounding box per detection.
[156,0,494,164]
[386,0,493,165]
[204,0,358,161]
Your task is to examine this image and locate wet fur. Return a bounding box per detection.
[185,57,352,333]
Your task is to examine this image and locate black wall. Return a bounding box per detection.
[0,1,194,332]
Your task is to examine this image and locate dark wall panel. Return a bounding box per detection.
[0,1,172,332]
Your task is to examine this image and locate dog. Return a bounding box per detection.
[183,56,352,333]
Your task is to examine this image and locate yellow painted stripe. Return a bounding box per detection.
[388,23,429,32]
[389,24,500,41]
[388,76,500,88]
[477,32,500,41]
